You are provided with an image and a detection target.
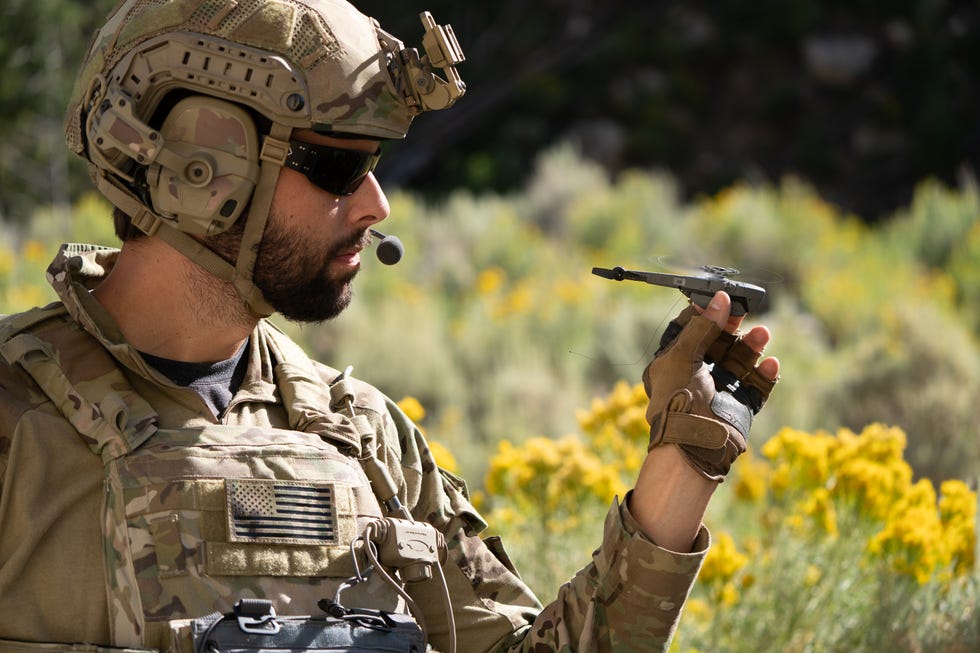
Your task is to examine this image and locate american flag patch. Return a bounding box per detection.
[227,479,337,544]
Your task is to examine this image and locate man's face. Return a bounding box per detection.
[211,130,390,323]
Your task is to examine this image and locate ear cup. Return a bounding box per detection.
[148,96,260,236]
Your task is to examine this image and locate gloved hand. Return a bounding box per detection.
[642,301,777,482]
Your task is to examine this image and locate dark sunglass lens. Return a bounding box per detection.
[315,148,379,195]
[285,140,381,196]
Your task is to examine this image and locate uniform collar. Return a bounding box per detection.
[46,243,278,403]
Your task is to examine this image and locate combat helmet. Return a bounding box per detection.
[65,0,465,316]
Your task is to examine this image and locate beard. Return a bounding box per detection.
[254,215,369,323]
[205,210,371,323]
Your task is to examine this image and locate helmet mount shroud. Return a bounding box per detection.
[67,0,465,317]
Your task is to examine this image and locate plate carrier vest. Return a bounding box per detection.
[0,305,412,653]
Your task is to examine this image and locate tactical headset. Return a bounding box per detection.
[147,96,261,237]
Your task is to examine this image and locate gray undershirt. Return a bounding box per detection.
[140,340,249,416]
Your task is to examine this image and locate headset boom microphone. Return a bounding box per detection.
[370,229,404,265]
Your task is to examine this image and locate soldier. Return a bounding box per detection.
[0,1,779,652]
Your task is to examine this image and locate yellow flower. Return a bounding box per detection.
[615,405,650,443]
[0,244,14,278]
[700,531,748,584]
[553,278,586,305]
[575,381,649,480]
[938,479,977,574]
[719,582,740,606]
[798,486,839,538]
[428,440,458,475]
[741,536,762,557]
[487,505,525,529]
[469,490,486,513]
[476,266,506,295]
[784,514,805,532]
[804,564,822,587]
[3,284,51,312]
[868,479,945,584]
[392,280,426,305]
[733,450,770,502]
[22,239,47,263]
[492,281,534,319]
[397,396,426,424]
[484,434,624,526]
[831,424,912,519]
[761,426,835,496]
[763,424,917,526]
[684,598,712,622]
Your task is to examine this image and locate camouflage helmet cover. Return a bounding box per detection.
[63,0,464,319]
[65,0,465,163]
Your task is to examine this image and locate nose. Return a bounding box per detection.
[351,172,390,229]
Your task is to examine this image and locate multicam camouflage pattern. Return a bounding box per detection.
[7,248,399,650]
[103,426,393,649]
[64,0,466,317]
[0,244,708,653]
[148,96,261,235]
[66,0,462,159]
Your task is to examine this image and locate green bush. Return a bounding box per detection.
[2,148,978,485]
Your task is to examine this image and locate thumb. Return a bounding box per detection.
[667,303,724,369]
[700,291,733,331]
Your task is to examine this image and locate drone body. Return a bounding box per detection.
[592,265,767,316]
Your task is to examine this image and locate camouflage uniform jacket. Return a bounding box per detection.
[0,244,708,653]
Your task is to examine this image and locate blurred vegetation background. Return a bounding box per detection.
[2,2,979,651]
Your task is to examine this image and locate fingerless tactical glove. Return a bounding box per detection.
[643,306,776,482]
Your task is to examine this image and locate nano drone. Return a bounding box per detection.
[591,264,766,316]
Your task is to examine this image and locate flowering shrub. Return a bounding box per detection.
[478,381,979,651]
[4,162,980,480]
[486,435,626,532]
[758,424,977,586]
[691,423,977,651]
[398,395,459,475]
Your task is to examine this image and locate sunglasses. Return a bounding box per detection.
[282,139,381,196]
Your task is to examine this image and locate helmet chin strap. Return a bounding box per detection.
[229,123,293,318]
[95,124,293,319]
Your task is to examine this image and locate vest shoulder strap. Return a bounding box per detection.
[0,305,158,462]
[0,301,67,343]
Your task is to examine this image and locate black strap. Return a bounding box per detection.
[193,600,424,653]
